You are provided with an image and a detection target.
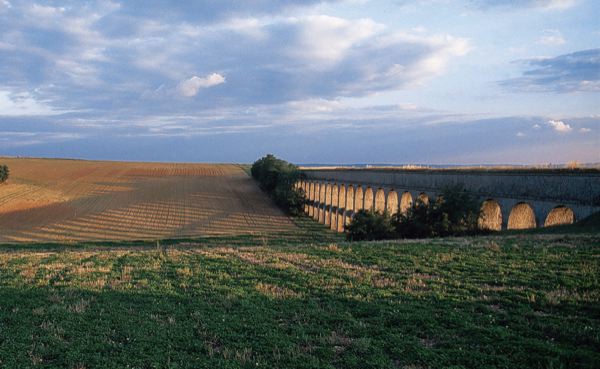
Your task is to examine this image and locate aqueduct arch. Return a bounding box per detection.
[324,183,332,226]
[354,186,364,211]
[417,192,429,206]
[387,190,399,215]
[478,199,502,231]
[331,184,339,208]
[544,205,575,227]
[318,183,326,223]
[375,189,386,213]
[338,185,346,211]
[400,191,413,214]
[337,210,345,232]
[309,183,317,219]
[346,185,355,212]
[508,202,536,229]
[364,187,374,211]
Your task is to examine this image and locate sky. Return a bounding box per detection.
[0,0,598,164]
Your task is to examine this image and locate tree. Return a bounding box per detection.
[251,155,306,215]
[0,165,8,184]
[394,184,480,238]
[345,210,396,241]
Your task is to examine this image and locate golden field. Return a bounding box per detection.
[0,158,295,243]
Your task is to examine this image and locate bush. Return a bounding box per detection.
[251,154,306,215]
[346,210,396,241]
[0,165,8,184]
[394,184,480,238]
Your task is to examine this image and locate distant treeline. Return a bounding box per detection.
[0,165,8,184]
[251,155,306,215]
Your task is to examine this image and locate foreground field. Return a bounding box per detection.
[0,234,598,368]
[0,158,296,243]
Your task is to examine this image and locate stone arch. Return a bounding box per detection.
[338,185,346,211]
[478,199,502,231]
[400,191,413,214]
[324,183,332,225]
[386,190,399,215]
[417,193,429,206]
[346,185,355,212]
[331,184,339,209]
[364,187,374,211]
[318,183,326,223]
[337,210,345,232]
[303,182,309,214]
[375,188,386,213]
[544,205,575,227]
[330,210,337,230]
[319,183,326,205]
[508,202,536,229]
[354,186,364,211]
[308,182,315,217]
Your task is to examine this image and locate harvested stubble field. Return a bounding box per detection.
[0,158,297,243]
[0,234,598,368]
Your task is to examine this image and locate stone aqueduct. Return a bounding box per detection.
[296,169,600,233]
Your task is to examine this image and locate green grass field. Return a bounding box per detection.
[0,226,598,369]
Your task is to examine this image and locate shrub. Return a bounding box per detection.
[394,184,480,238]
[346,210,396,241]
[251,154,306,215]
[0,165,8,184]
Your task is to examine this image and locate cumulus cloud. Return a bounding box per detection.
[547,119,573,133]
[178,73,226,97]
[500,49,600,92]
[0,1,469,114]
[579,127,591,133]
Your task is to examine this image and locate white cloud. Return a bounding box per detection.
[292,15,383,67]
[537,0,577,10]
[579,127,591,133]
[0,0,11,11]
[0,90,64,116]
[179,73,226,97]
[547,119,573,133]
[538,30,566,46]
[516,131,526,137]
[532,123,541,129]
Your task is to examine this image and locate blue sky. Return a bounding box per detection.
[0,0,598,164]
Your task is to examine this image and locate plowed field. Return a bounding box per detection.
[0,158,296,243]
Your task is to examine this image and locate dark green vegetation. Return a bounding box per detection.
[1,233,598,369]
[347,185,481,241]
[0,164,8,184]
[251,154,306,215]
[345,210,396,241]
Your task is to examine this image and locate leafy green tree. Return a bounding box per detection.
[394,184,480,238]
[0,165,8,184]
[251,154,306,215]
[345,210,396,241]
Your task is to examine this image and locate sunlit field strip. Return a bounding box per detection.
[0,158,296,243]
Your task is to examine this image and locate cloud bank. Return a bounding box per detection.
[501,49,600,92]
